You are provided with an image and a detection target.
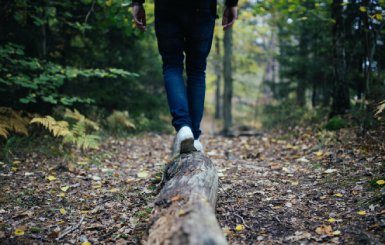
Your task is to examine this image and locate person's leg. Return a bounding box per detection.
[184,9,216,139]
[155,8,192,133]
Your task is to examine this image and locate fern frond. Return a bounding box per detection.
[80,134,100,150]
[0,123,10,139]
[106,110,136,130]
[62,120,100,150]
[71,121,86,136]
[64,108,85,121]
[30,116,70,137]
[0,107,29,137]
[64,108,99,131]
[375,100,385,117]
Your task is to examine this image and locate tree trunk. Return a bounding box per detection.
[214,35,222,119]
[222,29,233,134]
[296,28,307,107]
[147,152,226,245]
[331,0,350,116]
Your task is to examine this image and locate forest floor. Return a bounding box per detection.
[0,127,384,244]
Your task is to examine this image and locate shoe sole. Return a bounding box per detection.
[180,138,195,154]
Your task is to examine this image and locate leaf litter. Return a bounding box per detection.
[0,128,384,243]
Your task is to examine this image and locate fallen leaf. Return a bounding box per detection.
[290,181,299,186]
[235,224,245,231]
[334,193,343,197]
[59,208,66,215]
[92,175,101,181]
[270,163,282,170]
[315,225,333,236]
[109,188,119,193]
[333,230,341,236]
[82,241,91,245]
[14,227,26,236]
[171,195,182,202]
[46,175,57,181]
[323,169,338,174]
[328,218,336,223]
[314,150,323,157]
[222,226,232,236]
[357,210,366,215]
[376,180,385,185]
[48,230,60,239]
[58,192,66,197]
[92,183,102,189]
[137,171,149,178]
[297,157,310,163]
[60,186,70,192]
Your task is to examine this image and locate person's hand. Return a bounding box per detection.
[131,4,146,31]
[222,6,238,31]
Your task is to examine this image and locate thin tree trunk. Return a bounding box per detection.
[214,35,222,119]
[331,0,350,116]
[222,29,233,134]
[296,29,307,107]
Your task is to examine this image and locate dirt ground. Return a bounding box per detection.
[0,128,384,244]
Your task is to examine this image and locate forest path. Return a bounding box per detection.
[1,129,384,244]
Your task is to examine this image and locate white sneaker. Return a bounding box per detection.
[193,139,204,152]
[172,126,195,157]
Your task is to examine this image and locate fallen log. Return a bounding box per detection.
[147,151,227,245]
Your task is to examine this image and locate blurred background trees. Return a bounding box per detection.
[1,0,385,154]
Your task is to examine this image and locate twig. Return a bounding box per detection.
[84,0,96,27]
[26,234,50,242]
[234,212,250,229]
[56,216,84,241]
[218,179,232,198]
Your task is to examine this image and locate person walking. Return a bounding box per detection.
[131,0,238,156]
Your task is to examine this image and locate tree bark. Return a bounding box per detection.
[331,0,350,116]
[222,29,233,134]
[147,152,226,245]
[214,35,222,120]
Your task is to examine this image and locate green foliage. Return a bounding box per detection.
[0,0,167,132]
[0,43,136,107]
[261,100,327,129]
[325,116,348,131]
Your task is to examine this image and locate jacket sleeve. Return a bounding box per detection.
[132,0,144,4]
[225,0,238,7]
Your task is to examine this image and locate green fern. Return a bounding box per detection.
[63,121,100,150]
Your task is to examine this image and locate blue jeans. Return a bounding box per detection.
[155,6,216,139]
